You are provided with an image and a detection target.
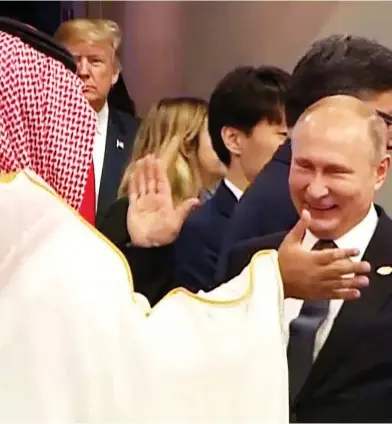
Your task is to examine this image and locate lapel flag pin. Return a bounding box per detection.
[116,139,124,150]
[376,266,392,276]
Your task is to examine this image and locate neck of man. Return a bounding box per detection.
[200,169,221,191]
[309,204,375,241]
[225,158,249,192]
[90,98,106,114]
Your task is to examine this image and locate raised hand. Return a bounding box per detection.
[126,155,200,247]
[278,209,371,300]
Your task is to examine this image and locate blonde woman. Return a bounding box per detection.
[98,97,226,303]
[118,97,226,204]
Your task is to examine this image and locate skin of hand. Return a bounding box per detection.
[127,155,200,247]
[278,209,371,301]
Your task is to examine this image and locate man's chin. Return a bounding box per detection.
[82,95,102,112]
[83,92,96,102]
[308,221,339,240]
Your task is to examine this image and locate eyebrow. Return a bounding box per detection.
[376,109,392,126]
[376,110,392,151]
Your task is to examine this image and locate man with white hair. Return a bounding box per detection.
[225,95,392,422]
[55,19,139,226]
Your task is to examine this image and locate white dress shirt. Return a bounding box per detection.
[284,204,378,360]
[224,178,243,200]
[93,102,109,206]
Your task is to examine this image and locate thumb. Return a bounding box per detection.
[287,209,311,243]
[175,197,200,222]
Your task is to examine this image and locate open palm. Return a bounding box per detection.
[126,155,199,247]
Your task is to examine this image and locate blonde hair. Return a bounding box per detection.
[54,19,122,67]
[118,97,208,205]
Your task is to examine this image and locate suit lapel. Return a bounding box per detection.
[295,207,392,406]
[215,181,238,218]
[96,110,129,223]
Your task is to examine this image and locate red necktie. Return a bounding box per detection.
[79,161,96,225]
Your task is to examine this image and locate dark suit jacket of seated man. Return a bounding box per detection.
[174,180,239,292]
[215,138,299,282]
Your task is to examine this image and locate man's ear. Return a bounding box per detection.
[111,70,120,86]
[375,153,391,191]
[111,59,121,86]
[221,126,242,156]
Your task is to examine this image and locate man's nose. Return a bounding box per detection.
[76,57,90,78]
[306,176,329,199]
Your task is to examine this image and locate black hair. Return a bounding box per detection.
[286,35,392,127]
[208,65,290,166]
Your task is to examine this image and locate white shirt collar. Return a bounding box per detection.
[92,102,109,203]
[96,102,109,136]
[302,204,378,261]
[223,178,243,200]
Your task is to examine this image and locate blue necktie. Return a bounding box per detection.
[287,239,337,403]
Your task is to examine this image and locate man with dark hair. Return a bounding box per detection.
[216,34,392,282]
[208,65,289,183]
[174,66,289,291]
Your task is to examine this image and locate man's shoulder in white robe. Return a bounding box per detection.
[0,170,289,423]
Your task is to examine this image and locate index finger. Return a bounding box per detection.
[315,247,360,265]
[155,157,171,198]
[129,168,138,205]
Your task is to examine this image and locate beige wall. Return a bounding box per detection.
[86,0,392,214]
[86,1,392,111]
[86,1,337,112]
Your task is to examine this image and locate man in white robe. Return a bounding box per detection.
[0,19,370,423]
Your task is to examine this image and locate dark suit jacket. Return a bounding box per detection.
[175,181,238,292]
[97,197,177,306]
[95,108,139,226]
[215,139,298,282]
[224,206,392,423]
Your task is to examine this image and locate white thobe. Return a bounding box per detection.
[0,170,288,423]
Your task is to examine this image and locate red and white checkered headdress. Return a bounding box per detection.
[0,29,97,211]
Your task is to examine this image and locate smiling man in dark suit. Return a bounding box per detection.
[224,95,392,422]
[55,19,138,226]
[216,35,392,282]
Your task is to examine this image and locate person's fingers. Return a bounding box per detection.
[331,288,361,300]
[129,168,138,205]
[322,259,371,280]
[315,275,369,299]
[284,209,311,244]
[176,198,200,223]
[136,157,147,197]
[155,157,171,198]
[330,274,370,290]
[146,155,157,194]
[315,248,361,265]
